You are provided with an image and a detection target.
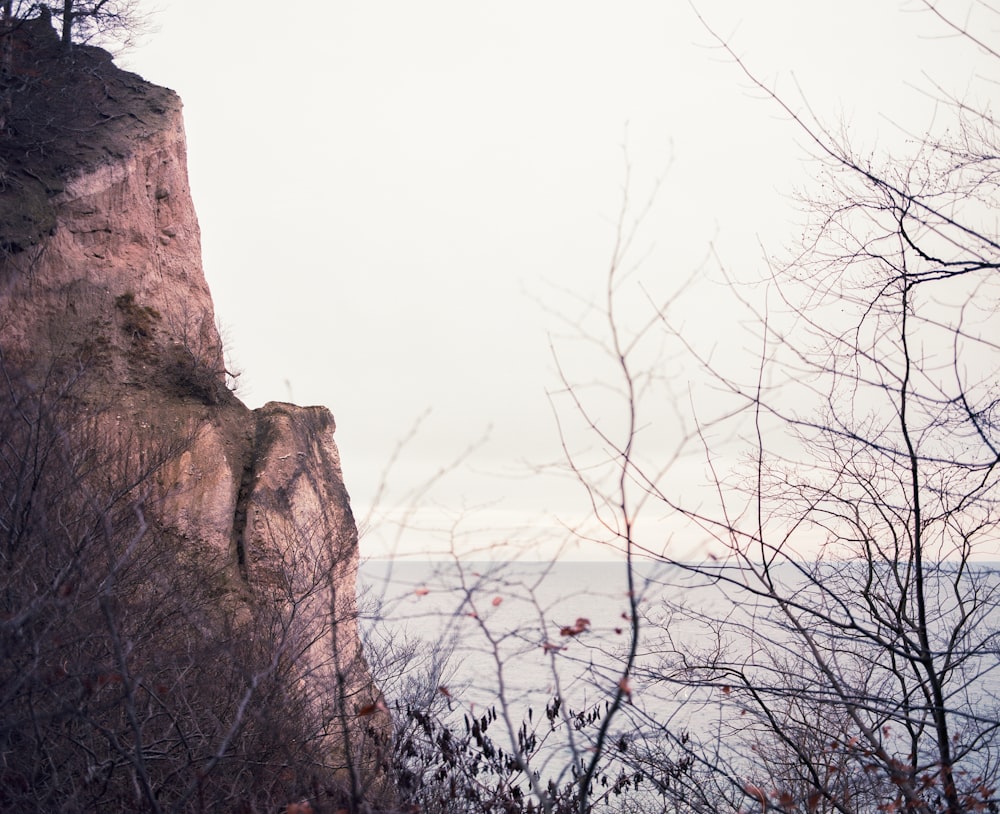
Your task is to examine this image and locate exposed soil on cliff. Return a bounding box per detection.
[0,16,391,807]
[0,12,177,251]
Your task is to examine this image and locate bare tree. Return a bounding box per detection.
[45,0,148,49]
[362,556,671,814]
[0,1,148,54]
[539,3,1000,813]
[0,343,392,812]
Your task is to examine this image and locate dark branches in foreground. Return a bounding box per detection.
[0,355,385,811]
[364,3,1000,811]
[539,2,1000,814]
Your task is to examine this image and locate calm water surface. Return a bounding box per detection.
[359,559,1000,779]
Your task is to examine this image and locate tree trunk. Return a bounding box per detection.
[61,0,73,46]
[0,1,13,134]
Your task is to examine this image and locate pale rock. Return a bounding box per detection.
[0,18,388,789]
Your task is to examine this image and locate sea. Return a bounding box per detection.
[359,560,676,706]
[358,559,1000,794]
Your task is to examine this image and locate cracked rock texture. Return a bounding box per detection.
[0,15,385,784]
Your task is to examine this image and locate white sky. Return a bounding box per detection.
[121,1,989,559]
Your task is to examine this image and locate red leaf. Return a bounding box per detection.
[357,700,388,717]
[559,617,590,637]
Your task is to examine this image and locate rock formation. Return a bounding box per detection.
[0,15,388,812]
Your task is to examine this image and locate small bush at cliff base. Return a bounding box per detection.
[0,355,368,812]
[381,692,681,814]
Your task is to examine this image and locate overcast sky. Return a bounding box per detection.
[121,1,987,559]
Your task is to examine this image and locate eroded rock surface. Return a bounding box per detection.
[0,15,386,803]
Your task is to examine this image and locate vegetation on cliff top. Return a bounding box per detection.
[0,5,172,250]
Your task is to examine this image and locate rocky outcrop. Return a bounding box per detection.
[0,15,387,808]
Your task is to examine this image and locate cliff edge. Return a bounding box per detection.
[0,15,388,812]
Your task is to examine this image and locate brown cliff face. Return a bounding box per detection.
[0,16,387,811]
